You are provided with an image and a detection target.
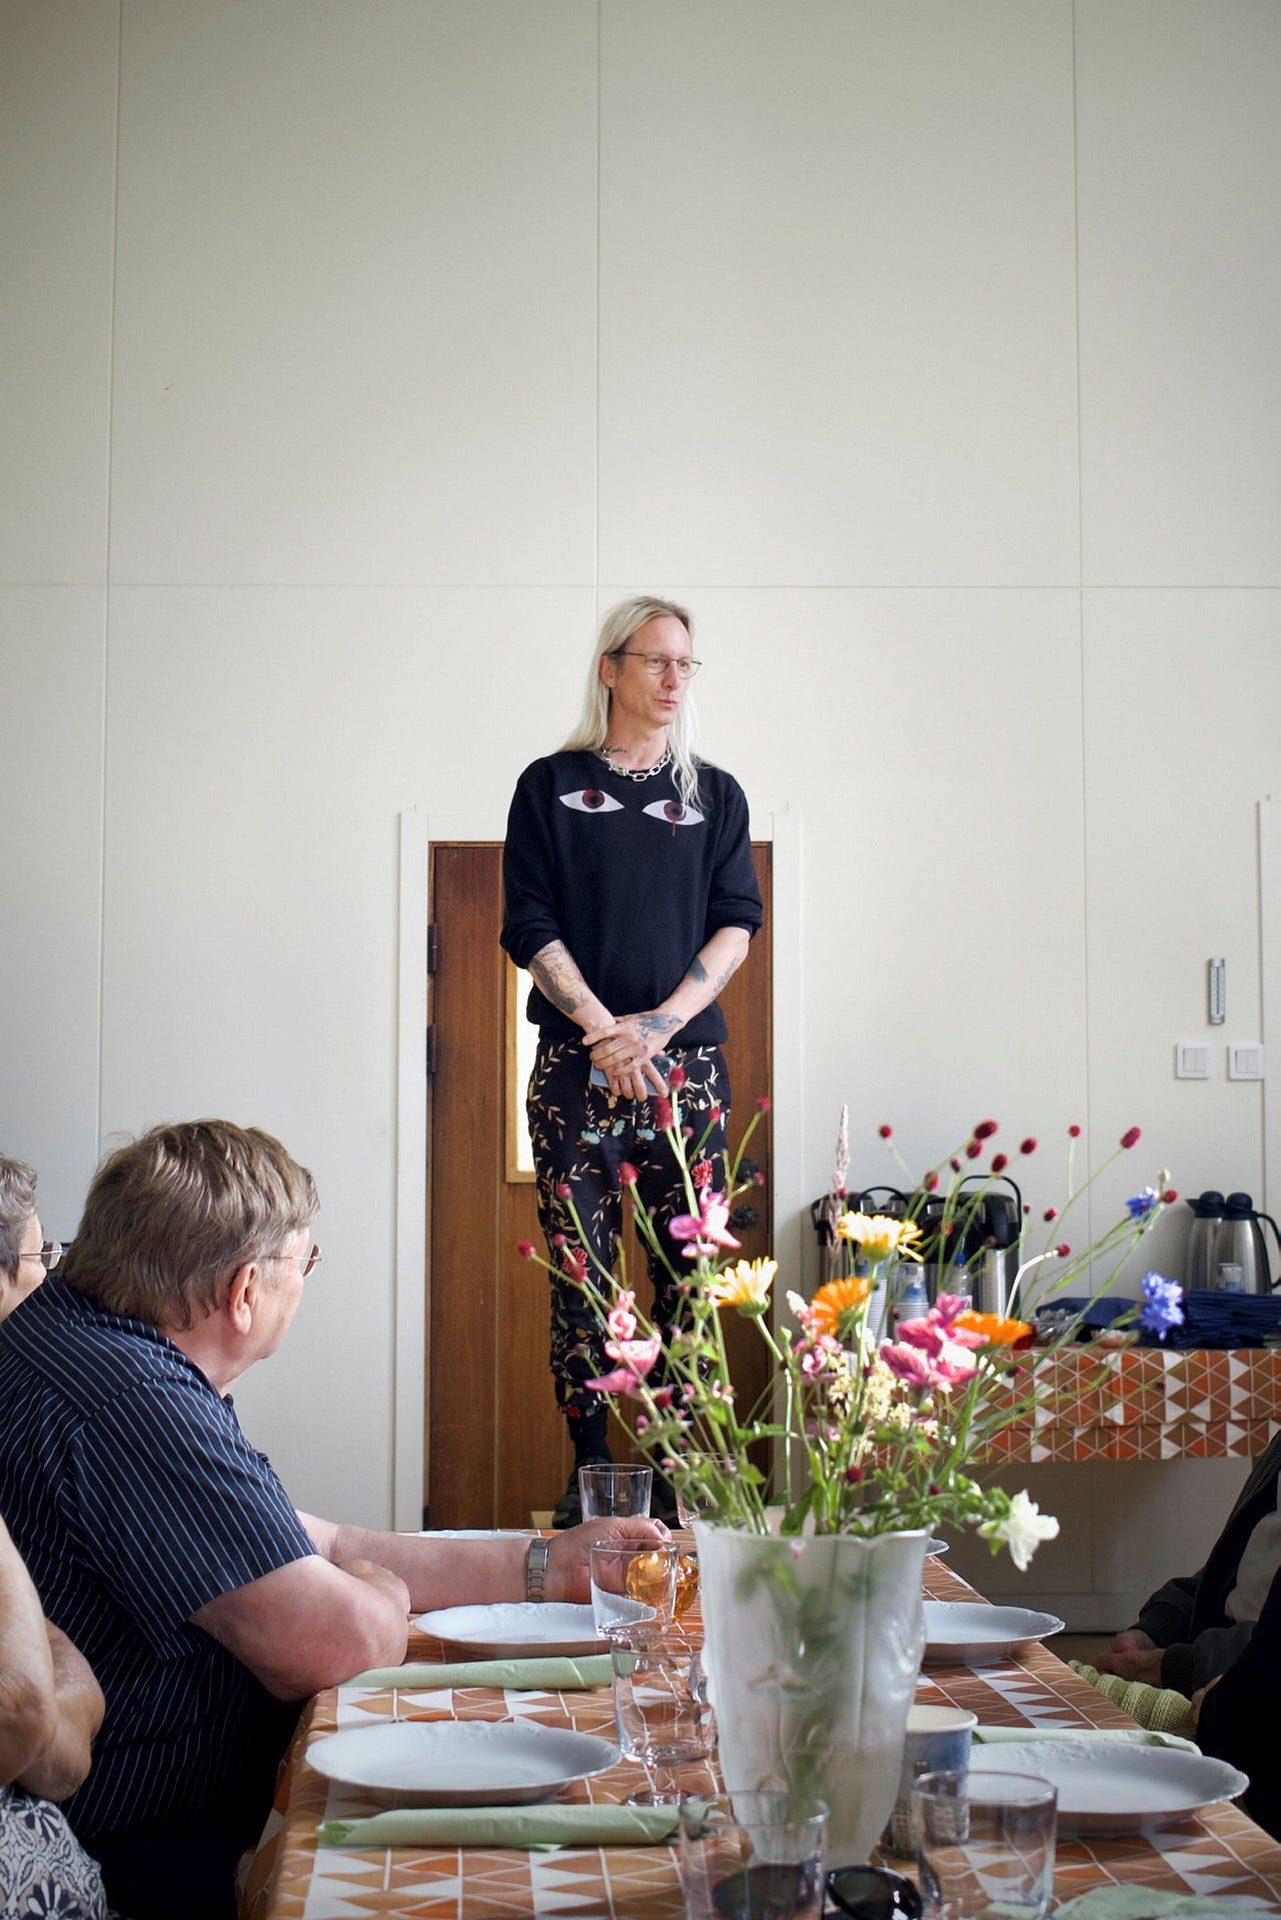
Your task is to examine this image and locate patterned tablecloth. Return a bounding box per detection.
[972,1346,1281,1463]
[242,1555,1281,1919]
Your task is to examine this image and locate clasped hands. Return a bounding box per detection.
[582,1013,676,1104]
[1093,1628,1164,1686]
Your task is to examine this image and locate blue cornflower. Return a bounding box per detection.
[1125,1187,1159,1219]
[1138,1272,1184,1340]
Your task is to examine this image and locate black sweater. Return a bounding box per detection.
[500,750,762,1046]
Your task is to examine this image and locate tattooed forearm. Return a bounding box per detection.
[530,941,588,1019]
[638,1012,680,1044]
[684,956,710,987]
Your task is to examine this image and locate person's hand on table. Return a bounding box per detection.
[545,1516,670,1604]
[1093,1628,1162,1681]
[583,1016,674,1103]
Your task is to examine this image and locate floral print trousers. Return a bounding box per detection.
[527,1037,730,1434]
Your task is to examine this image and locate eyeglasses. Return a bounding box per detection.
[615,651,702,679]
[22,1240,62,1273]
[267,1243,322,1277]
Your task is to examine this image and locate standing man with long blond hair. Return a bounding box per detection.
[502,598,762,1525]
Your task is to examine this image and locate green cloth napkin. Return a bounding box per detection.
[318,1804,678,1850]
[1056,1891,1277,1919]
[975,1724,1200,1754]
[342,1655,613,1690]
[1069,1660,1196,1735]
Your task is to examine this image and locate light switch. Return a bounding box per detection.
[1176,1043,1211,1079]
[1228,1044,1265,1080]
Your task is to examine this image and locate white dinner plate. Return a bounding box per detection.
[968,1738,1249,1833]
[921,1601,1064,1666]
[306,1717,619,1806]
[415,1601,608,1658]
[925,1537,949,1556]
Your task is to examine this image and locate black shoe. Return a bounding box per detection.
[551,1456,611,1530]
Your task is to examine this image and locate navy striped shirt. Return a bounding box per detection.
[0,1279,315,1846]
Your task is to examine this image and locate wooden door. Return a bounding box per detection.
[426,843,773,1527]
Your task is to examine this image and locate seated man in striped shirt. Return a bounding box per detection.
[0,1120,662,1920]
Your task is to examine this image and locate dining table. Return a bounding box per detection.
[241,1546,1281,1919]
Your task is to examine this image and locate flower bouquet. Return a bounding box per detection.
[521,1077,1182,1864]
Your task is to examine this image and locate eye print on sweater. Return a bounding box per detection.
[643,798,705,829]
[559,788,623,813]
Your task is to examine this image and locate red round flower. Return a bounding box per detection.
[974,1119,999,1140]
[617,1161,638,1187]
[1120,1126,1142,1149]
[878,1123,893,1139]
[1043,1206,1058,1223]
[922,1169,939,1192]
[517,1241,535,1260]
[1056,1242,1072,1258]
[1019,1137,1037,1155]
[991,1152,1008,1173]
[668,1063,687,1090]
[755,1096,772,1113]
[1068,1123,1081,1138]
[1162,1187,1178,1203]
[964,1140,981,1160]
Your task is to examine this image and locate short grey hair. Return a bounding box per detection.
[0,1155,38,1281]
[562,597,702,810]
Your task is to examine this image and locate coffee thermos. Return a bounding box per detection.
[1185,1190,1281,1294]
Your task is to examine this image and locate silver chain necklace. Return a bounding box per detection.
[596,744,672,782]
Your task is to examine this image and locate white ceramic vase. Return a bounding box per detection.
[692,1520,928,1868]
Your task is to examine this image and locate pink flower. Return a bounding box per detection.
[669,1191,741,1260]
[691,1157,714,1190]
[607,1291,638,1341]
[604,1333,662,1375]
[617,1160,638,1187]
[517,1241,535,1260]
[655,1097,674,1131]
[755,1097,771,1113]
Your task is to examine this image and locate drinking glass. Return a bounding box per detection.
[612,1635,717,1805]
[678,1792,828,1920]
[912,1769,1057,1920]
[579,1462,652,1518]
[590,1541,678,1639]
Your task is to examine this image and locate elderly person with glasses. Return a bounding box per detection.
[0,1152,62,1321]
[0,1155,108,1918]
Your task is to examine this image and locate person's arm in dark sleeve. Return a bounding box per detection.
[704,774,763,942]
[1162,1618,1257,1696]
[1197,1565,1281,1837]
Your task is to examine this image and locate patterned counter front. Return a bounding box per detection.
[974,1346,1281,1464]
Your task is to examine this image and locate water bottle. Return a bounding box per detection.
[894,1263,930,1331]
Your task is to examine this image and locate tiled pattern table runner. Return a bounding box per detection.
[242,1556,1281,1919]
[973,1347,1281,1462]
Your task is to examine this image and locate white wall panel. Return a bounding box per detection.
[109,1,597,586]
[599,0,1079,587]
[0,589,104,1226]
[101,585,592,1517]
[1083,590,1281,1269]
[0,2,116,582]
[1077,1,1281,585]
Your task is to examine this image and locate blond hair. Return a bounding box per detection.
[62,1120,318,1330]
[0,1155,37,1281]
[562,596,702,810]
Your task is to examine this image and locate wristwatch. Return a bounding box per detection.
[525,1535,551,1602]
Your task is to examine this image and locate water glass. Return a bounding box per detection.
[579,1462,652,1518]
[611,1635,717,1804]
[679,1792,829,1920]
[590,1541,678,1639]
[912,1769,1056,1920]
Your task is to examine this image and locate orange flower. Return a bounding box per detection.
[955,1309,1032,1347]
[809,1276,871,1342]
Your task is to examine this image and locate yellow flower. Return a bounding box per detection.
[956,1309,1032,1347]
[706,1257,778,1314]
[809,1275,871,1342]
[835,1211,923,1267]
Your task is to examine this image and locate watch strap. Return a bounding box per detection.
[525,1534,552,1602]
